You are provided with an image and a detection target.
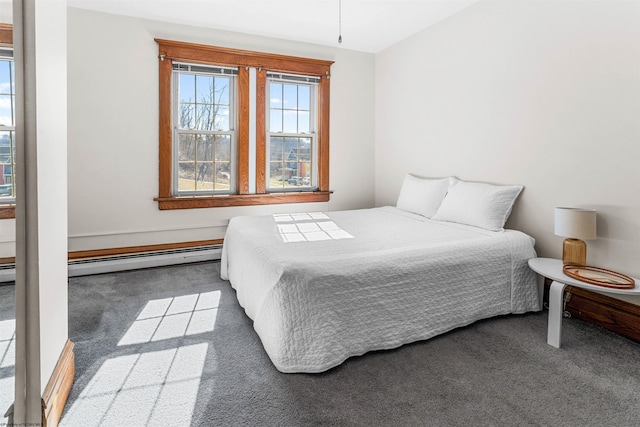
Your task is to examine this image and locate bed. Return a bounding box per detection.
[221,193,540,373]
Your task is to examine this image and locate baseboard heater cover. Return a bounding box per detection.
[0,244,223,283]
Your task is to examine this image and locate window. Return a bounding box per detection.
[0,24,14,219]
[267,74,319,191]
[0,49,15,200]
[173,63,236,195]
[155,39,333,210]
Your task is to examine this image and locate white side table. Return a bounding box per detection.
[528,258,640,348]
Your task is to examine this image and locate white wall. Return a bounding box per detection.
[34,0,69,389]
[12,0,68,418]
[0,1,10,24]
[64,7,375,252]
[375,1,640,303]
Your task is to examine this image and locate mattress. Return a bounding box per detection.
[221,206,540,373]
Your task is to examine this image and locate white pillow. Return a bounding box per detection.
[432,180,523,231]
[396,175,455,218]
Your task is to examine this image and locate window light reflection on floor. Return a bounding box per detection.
[60,343,208,427]
[0,319,15,369]
[274,213,354,243]
[118,292,220,346]
[0,319,15,423]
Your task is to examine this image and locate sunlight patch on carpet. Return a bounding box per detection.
[61,343,208,427]
[0,377,13,424]
[118,292,220,346]
[0,319,15,369]
[0,318,15,423]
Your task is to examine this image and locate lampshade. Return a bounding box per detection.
[554,207,597,240]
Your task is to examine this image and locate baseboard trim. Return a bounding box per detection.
[42,339,75,427]
[68,238,224,260]
[0,238,225,265]
[0,240,224,282]
[543,278,640,343]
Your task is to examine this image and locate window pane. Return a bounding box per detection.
[299,137,311,149]
[0,62,9,93]
[301,162,311,184]
[283,84,297,109]
[285,137,299,186]
[0,133,12,155]
[179,103,195,129]
[178,162,196,191]
[288,165,299,185]
[298,86,310,110]
[299,138,312,161]
[178,134,196,161]
[0,131,13,198]
[214,77,230,105]
[179,74,195,102]
[270,162,285,189]
[0,95,12,127]
[197,136,213,162]
[195,104,214,130]
[270,137,283,161]
[215,162,231,190]
[270,109,282,132]
[215,106,230,131]
[0,169,13,197]
[215,135,231,162]
[0,60,14,95]
[196,75,214,104]
[270,83,282,108]
[284,137,298,161]
[298,111,309,134]
[283,111,297,133]
[9,61,14,94]
[194,162,214,191]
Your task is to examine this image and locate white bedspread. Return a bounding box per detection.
[221,206,540,373]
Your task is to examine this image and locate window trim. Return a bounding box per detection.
[0,24,14,219]
[0,24,11,47]
[154,39,333,210]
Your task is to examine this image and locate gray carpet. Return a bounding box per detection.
[2,261,640,426]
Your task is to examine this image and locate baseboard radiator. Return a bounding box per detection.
[0,244,223,283]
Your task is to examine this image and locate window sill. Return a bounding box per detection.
[0,205,15,219]
[155,191,332,210]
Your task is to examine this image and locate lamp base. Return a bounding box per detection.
[562,238,587,266]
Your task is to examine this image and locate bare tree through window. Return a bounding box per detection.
[175,69,234,194]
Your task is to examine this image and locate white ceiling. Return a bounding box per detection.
[6,0,480,53]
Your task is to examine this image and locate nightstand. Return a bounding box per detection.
[528,258,640,348]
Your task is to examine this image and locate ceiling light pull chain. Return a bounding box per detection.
[338,0,343,44]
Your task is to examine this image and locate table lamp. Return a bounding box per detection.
[554,207,597,266]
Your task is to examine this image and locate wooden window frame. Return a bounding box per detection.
[0,24,14,219]
[155,39,333,210]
